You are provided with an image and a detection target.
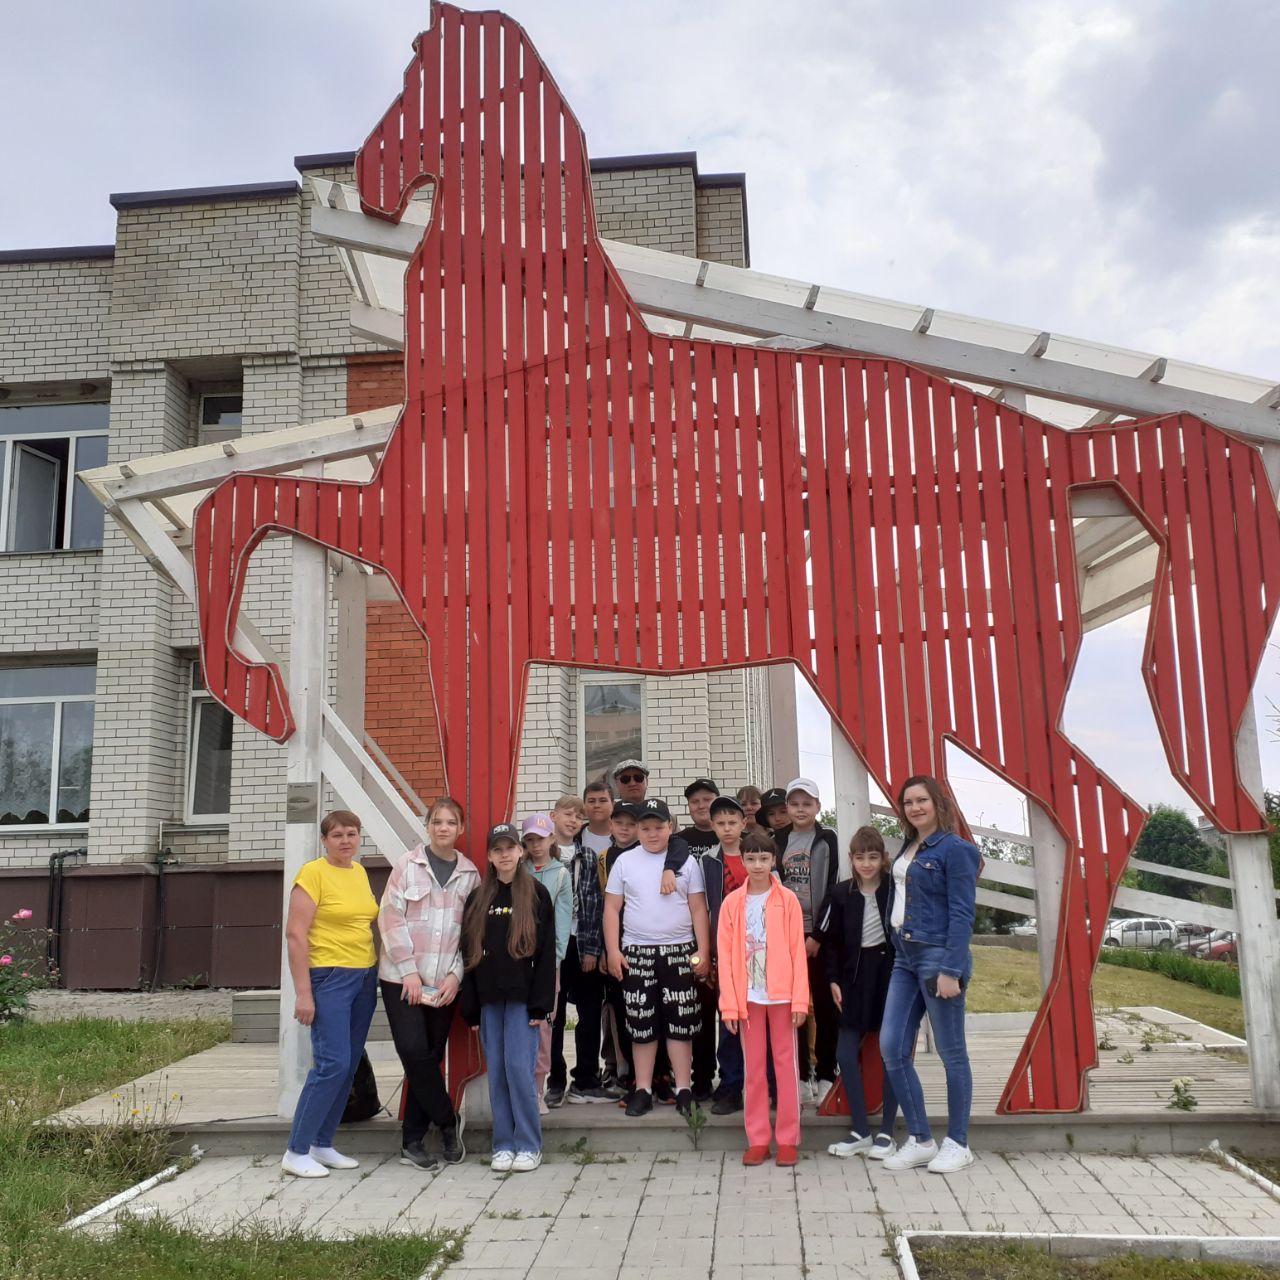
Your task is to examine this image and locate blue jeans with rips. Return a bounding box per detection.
[879,939,972,1146]
[287,965,378,1156]
[481,1001,542,1155]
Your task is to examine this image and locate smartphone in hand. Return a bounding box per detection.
[925,974,967,999]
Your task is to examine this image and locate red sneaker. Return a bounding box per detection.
[775,1144,799,1167]
[742,1145,770,1166]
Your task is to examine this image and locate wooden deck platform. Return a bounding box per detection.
[53,1007,1278,1156]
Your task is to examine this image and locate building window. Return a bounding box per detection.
[0,665,95,826]
[199,395,243,447]
[580,678,644,784]
[0,404,109,552]
[187,663,233,822]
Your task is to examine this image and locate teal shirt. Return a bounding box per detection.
[527,859,572,965]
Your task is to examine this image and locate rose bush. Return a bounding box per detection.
[0,909,55,1022]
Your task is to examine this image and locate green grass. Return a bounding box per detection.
[969,947,1245,1038]
[0,1017,457,1280]
[1232,1151,1280,1186]
[1097,947,1241,998]
[914,1240,1280,1279]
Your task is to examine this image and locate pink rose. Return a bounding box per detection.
[0,955,12,967]
[12,909,33,921]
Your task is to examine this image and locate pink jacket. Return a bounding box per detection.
[717,881,810,1020]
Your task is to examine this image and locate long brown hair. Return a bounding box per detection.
[462,858,540,969]
[895,775,956,842]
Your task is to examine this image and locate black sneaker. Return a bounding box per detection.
[566,1084,613,1104]
[653,1080,676,1106]
[625,1088,653,1118]
[693,1086,714,1104]
[441,1122,465,1164]
[675,1088,694,1117]
[711,1091,744,1115]
[544,1083,566,1109]
[601,1073,628,1099]
[399,1141,438,1171]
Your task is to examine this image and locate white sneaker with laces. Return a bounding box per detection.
[511,1150,543,1173]
[882,1137,938,1171]
[281,1150,329,1178]
[927,1137,975,1174]
[827,1132,873,1158]
[490,1150,515,1172]
[867,1135,897,1161]
[309,1145,358,1170]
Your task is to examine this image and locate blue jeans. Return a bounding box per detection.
[481,1002,542,1155]
[880,940,972,1146]
[837,1025,900,1140]
[287,965,378,1155]
[716,1020,744,1094]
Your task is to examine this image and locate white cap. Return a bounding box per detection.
[785,776,821,801]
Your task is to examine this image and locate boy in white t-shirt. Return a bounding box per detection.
[604,798,711,1117]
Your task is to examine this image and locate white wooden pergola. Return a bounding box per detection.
[82,179,1280,1114]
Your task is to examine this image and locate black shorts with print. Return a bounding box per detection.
[622,941,702,1044]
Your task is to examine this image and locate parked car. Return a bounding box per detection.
[1192,930,1237,963]
[1102,917,1178,950]
[1010,918,1037,937]
[1173,922,1212,954]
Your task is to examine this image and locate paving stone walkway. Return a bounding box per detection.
[87,1148,1280,1280]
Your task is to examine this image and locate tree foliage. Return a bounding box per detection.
[1132,804,1217,901]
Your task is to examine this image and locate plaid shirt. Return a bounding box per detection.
[377,845,480,986]
[572,836,607,958]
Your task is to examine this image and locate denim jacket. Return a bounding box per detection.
[886,830,979,979]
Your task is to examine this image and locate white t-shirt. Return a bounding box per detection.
[746,888,787,1005]
[581,829,611,855]
[559,842,579,931]
[606,846,706,948]
[861,887,887,946]
[890,849,915,930]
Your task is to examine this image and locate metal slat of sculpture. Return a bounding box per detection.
[192,4,1280,1114]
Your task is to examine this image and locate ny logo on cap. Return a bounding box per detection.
[645,800,659,809]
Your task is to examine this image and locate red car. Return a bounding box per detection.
[1193,931,1237,963]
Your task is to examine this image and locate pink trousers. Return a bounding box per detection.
[535,975,560,1088]
[742,1001,801,1148]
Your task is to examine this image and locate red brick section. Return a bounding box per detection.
[349,357,446,814]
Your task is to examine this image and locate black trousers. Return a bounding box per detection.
[380,979,456,1144]
[550,936,606,1088]
[796,954,839,1082]
[692,981,718,1093]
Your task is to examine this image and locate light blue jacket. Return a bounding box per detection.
[528,858,572,965]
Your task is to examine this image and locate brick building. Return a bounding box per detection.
[0,151,782,987]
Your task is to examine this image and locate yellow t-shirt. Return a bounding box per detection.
[294,857,378,969]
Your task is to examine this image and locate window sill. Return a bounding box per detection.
[0,824,89,835]
[0,547,102,559]
[178,820,231,831]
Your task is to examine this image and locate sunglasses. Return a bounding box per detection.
[617,773,646,784]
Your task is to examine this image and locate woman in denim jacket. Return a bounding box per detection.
[879,775,980,1175]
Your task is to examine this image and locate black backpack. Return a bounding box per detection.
[342,1051,381,1123]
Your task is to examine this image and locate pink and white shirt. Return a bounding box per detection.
[377,845,480,988]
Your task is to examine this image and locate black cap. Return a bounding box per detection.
[759,787,787,812]
[683,777,720,799]
[486,822,520,848]
[709,796,744,819]
[637,797,672,822]
[611,800,641,821]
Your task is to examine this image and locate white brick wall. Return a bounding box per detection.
[0,259,112,382]
[0,553,99,654]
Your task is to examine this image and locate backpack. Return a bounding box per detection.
[342,1050,381,1123]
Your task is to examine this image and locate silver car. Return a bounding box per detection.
[1102,917,1178,950]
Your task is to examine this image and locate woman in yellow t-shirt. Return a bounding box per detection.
[281,809,379,1179]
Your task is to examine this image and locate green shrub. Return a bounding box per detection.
[1097,946,1240,998]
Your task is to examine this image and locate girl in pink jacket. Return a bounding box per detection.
[716,847,810,1166]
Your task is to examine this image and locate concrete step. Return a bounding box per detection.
[231,989,393,1043]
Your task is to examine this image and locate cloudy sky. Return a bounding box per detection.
[3,0,1277,828]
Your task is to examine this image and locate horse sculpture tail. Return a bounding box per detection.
[1085,415,1280,835]
[192,472,365,741]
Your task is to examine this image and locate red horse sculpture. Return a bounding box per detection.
[193,4,1280,1113]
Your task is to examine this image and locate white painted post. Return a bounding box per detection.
[831,726,871,881]
[278,472,329,1120]
[1028,801,1067,992]
[1228,697,1280,1108]
[768,666,801,783]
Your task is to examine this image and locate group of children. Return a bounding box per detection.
[374,765,913,1172]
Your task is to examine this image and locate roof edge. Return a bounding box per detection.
[109,181,301,211]
[0,245,116,264]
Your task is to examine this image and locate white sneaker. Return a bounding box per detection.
[816,1078,836,1102]
[281,1150,329,1178]
[490,1150,515,1172]
[511,1150,543,1172]
[309,1145,358,1170]
[867,1135,897,1161]
[882,1137,938,1171]
[537,1095,550,1116]
[827,1132,872,1158]
[927,1137,975,1174]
